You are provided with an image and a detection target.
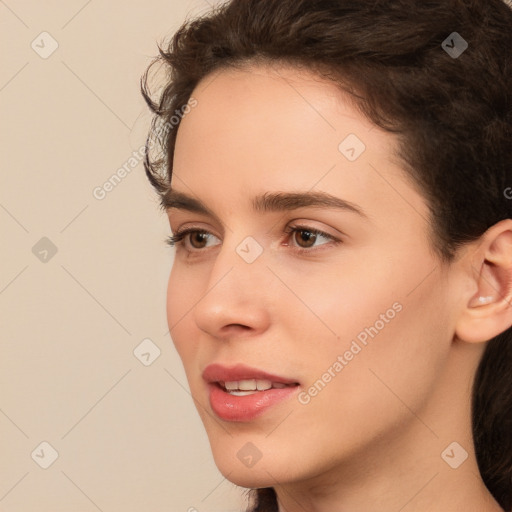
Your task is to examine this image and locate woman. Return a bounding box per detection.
[140,1,512,510]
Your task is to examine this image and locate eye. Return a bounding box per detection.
[166,228,220,250]
[165,225,341,254]
[283,224,340,253]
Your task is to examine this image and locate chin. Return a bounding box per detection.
[207,434,307,489]
[213,456,280,488]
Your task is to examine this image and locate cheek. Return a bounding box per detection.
[270,251,405,361]
[284,246,451,407]
[296,264,451,434]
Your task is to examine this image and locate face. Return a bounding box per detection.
[165,63,457,488]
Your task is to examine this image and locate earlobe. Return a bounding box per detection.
[455,219,512,343]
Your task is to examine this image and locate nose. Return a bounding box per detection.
[192,235,273,340]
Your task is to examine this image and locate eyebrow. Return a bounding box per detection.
[163,189,367,220]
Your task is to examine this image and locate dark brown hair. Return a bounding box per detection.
[140,1,512,510]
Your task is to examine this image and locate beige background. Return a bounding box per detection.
[0,1,246,511]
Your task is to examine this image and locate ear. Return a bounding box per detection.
[455,219,512,343]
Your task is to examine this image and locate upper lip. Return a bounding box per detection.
[202,363,299,385]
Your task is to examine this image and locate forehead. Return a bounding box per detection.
[172,63,400,185]
[179,62,375,141]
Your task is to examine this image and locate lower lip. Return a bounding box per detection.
[207,383,299,422]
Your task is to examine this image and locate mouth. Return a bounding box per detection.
[202,362,299,386]
[202,363,300,422]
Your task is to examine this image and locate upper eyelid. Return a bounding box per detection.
[170,217,345,236]
[171,223,336,238]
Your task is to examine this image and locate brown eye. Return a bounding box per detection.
[165,225,341,254]
[293,229,318,248]
[283,225,341,254]
[165,229,220,251]
[189,232,209,249]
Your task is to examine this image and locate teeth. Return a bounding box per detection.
[239,379,257,390]
[222,379,285,392]
[256,380,272,390]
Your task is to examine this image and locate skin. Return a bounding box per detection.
[165,62,511,512]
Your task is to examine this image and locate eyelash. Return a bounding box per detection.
[165,224,341,255]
